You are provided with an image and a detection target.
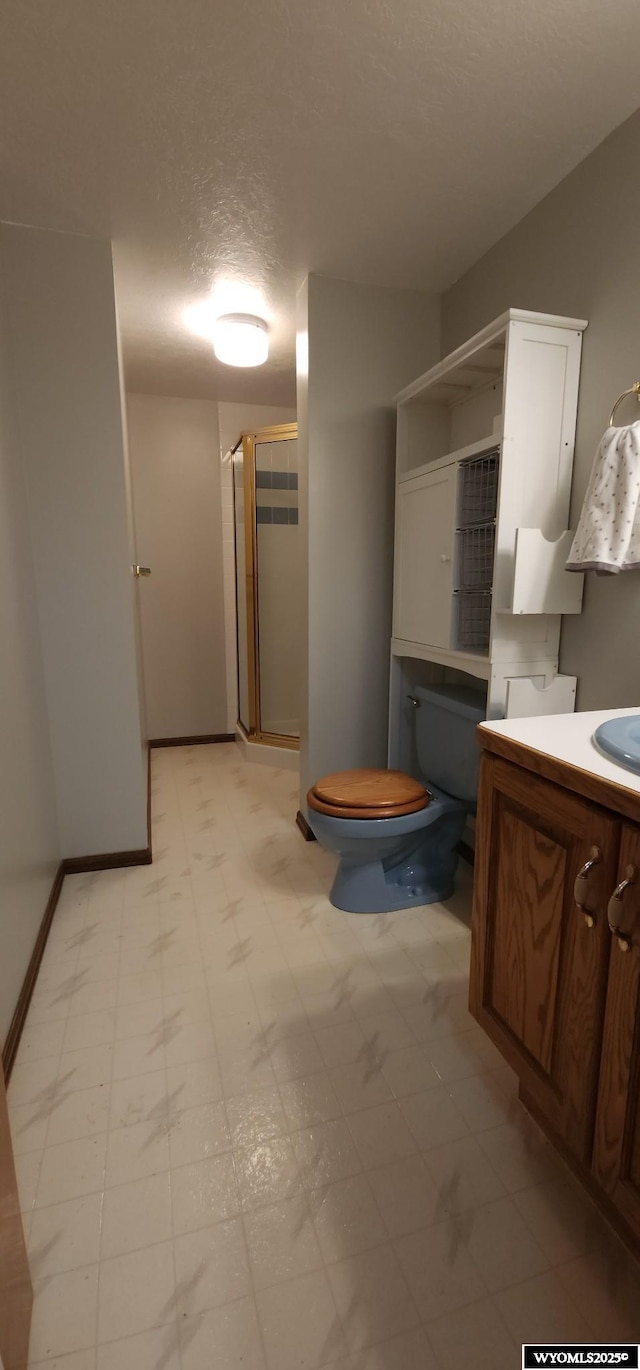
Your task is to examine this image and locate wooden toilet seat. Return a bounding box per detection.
[307,768,429,820]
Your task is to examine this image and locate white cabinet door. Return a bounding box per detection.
[393,465,456,648]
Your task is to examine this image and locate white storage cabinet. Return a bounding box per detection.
[390,309,587,730]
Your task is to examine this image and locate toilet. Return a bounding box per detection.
[307,683,485,914]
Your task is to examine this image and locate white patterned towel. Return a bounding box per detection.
[566,422,640,573]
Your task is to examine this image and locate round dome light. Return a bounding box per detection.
[213,313,269,367]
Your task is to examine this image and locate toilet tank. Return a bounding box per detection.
[413,683,486,803]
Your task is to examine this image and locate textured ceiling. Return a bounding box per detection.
[2,0,640,403]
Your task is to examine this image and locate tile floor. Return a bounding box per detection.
[9,742,640,1368]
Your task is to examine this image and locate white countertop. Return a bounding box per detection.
[480,707,640,797]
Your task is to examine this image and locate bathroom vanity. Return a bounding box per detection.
[470,708,640,1251]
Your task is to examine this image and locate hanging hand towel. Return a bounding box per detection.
[566,421,640,573]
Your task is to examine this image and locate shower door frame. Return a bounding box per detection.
[233,421,299,750]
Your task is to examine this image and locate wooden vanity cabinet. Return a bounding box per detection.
[593,822,640,1237]
[470,739,640,1249]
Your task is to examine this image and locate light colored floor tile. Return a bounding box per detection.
[46,1084,110,1147]
[424,1134,506,1213]
[168,1100,230,1167]
[279,1072,342,1129]
[310,1173,387,1260]
[457,1194,550,1291]
[399,1086,469,1149]
[244,1193,324,1288]
[494,1269,593,1342]
[97,1324,181,1370]
[167,1056,223,1110]
[447,1070,515,1133]
[8,1056,61,1109]
[380,1044,439,1099]
[30,1264,99,1360]
[476,1118,564,1194]
[316,1021,367,1069]
[105,1119,170,1188]
[236,1135,302,1209]
[556,1244,640,1340]
[56,1045,114,1093]
[329,1059,393,1114]
[269,1031,324,1081]
[100,1171,172,1258]
[327,1241,420,1353]
[257,1268,347,1370]
[350,1326,439,1370]
[395,1218,488,1322]
[32,1350,97,1370]
[180,1296,267,1370]
[425,1296,517,1370]
[226,1084,289,1147]
[12,747,640,1366]
[109,1070,168,1130]
[513,1176,610,1266]
[7,1099,49,1155]
[292,1118,362,1190]
[174,1216,251,1315]
[97,1239,176,1342]
[62,1010,116,1053]
[368,1154,440,1238]
[17,1017,67,1064]
[347,1102,417,1170]
[29,1191,103,1276]
[112,1031,166,1081]
[36,1134,107,1206]
[171,1152,240,1233]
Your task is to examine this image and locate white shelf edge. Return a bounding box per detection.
[397,433,501,485]
[390,638,491,681]
[394,308,588,406]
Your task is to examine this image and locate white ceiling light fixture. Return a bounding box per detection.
[213,313,269,367]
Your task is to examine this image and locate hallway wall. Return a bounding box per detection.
[1,223,148,858]
[127,393,228,740]
[0,255,59,1047]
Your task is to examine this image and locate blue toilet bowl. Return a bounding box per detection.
[308,781,468,913]
[307,682,485,915]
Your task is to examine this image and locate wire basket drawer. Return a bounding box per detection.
[458,523,496,589]
[459,451,499,527]
[454,591,492,654]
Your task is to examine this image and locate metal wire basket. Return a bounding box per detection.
[459,451,499,527]
[454,591,492,654]
[458,523,496,589]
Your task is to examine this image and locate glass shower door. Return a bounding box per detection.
[232,423,299,748]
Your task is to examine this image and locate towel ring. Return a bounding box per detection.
[609,381,640,426]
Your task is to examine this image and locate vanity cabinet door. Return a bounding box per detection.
[593,823,640,1240]
[470,753,619,1162]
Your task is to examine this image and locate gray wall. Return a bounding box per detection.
[0,258,59,1046]
[442,106,640,710]
[1,224,148,857]
[127,393,228,740]
[297,274,441,803]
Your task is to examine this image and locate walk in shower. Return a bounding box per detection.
[233,422,300,749]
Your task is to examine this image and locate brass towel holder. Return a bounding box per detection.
[609,381,640,426]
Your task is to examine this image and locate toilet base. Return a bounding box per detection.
[326,804,467,914]
[330,859,456,914]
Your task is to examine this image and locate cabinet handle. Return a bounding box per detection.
[574,845,601,927]
[607,864,637,952]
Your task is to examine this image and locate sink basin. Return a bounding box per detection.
[594,715,640,774]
